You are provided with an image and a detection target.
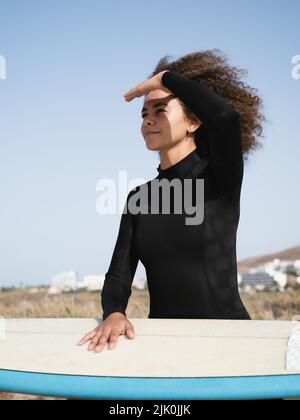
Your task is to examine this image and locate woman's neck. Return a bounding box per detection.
[159,142,197,170]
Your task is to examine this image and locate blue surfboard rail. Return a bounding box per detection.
[1,369,300,400]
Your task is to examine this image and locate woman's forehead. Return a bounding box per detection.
[143,92,176,108]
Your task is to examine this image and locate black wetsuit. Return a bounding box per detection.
[101,70,251,321]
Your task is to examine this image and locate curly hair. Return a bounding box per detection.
[149,49,266,163]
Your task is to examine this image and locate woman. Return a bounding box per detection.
[78,49,265,353]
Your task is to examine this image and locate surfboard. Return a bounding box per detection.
[1,318,300,400]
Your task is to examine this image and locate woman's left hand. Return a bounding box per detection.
[123,70,172,102]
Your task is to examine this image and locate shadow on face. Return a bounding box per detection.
[141,90,190,152]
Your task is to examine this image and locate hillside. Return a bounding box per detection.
[238,244,300,272]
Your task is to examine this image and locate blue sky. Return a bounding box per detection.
[0,0,299,287]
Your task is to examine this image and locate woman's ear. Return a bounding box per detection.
[189,120,202,135]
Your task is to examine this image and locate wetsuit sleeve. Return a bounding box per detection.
[101,190,139,321]
[161,70,244,196]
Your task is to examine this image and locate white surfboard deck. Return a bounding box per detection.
[1,318,300,400]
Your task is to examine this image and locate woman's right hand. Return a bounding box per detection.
[123,70,171,102]
[77,312,135,353]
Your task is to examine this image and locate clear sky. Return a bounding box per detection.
[0,0,299,287]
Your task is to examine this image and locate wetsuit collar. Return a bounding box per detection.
[156,148,207,180]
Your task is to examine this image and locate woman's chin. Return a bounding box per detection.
[145,141,161,151]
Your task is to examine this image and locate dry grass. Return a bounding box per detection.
[242,290,300,321]
[0,288,151,319]
[0,288,300,399]
[1,288,300,320]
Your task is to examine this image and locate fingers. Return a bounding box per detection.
[125,323,135,339]
[123,88,139,102]
[123,89,132,101]
[94,327,121,353]
[123,83,148,102]
[78,321,135,354]
[107,330,121,350]
[77,329,97,346]
[123,85,138,101]
[89,329,109,352]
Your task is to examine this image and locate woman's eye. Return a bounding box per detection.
[142,109,165,118]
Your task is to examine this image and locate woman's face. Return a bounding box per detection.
[141,89,197,152]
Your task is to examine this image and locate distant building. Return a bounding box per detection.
[265,258,300,276]
[239,271,276,292]
[47,270,148,294]
[50,270,78,293]
[294,260,300,271]
[77,275,105,292]
[275,271,289,290]
[76,275,147,291]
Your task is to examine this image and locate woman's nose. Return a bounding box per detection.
[143,120,155,128]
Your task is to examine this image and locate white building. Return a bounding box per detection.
[76,275,147,291]
[238,257,300,293]
[49,270,78,293]
[239,271,276,291]
[48,270,147,294]
[273,271,288,290]
[265,258,299,276]
[77,275,105,292]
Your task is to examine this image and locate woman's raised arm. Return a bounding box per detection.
[160,70,244,197]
